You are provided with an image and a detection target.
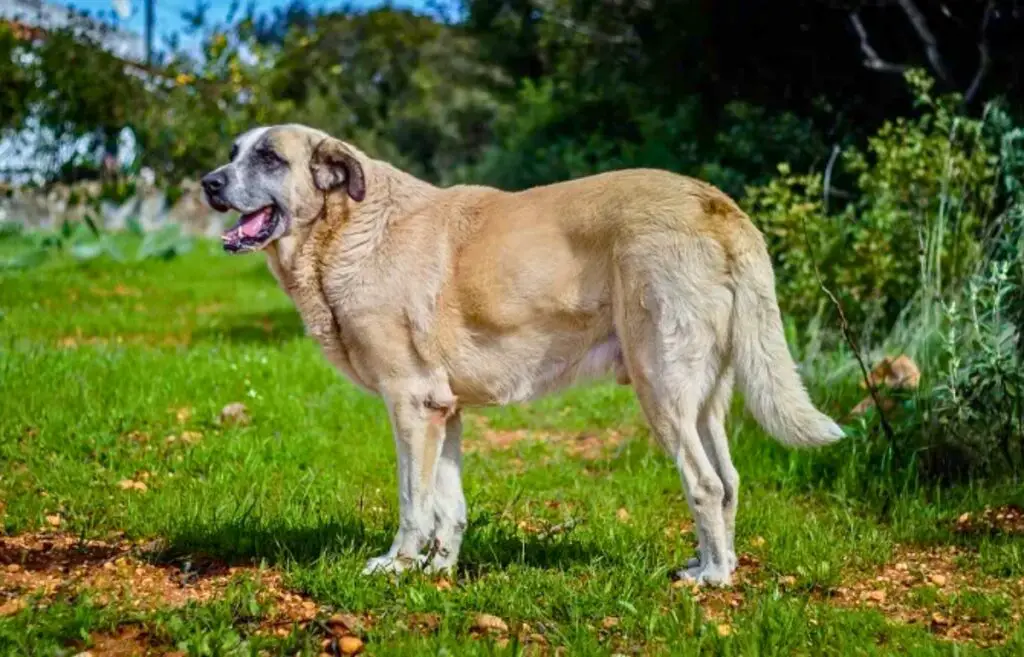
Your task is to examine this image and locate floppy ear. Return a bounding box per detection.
[310,138,366,202]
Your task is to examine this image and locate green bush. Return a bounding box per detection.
[744,71,997,333]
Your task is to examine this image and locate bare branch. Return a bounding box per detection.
[896,0,953,83]
[823,144,842,215]
[964,0,996,104]
[849,12,908,74]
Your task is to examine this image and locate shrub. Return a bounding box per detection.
[744,70,997,335]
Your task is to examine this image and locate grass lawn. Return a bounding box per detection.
[1,237,1023,656]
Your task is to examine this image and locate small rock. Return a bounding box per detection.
[338,636,364,655]
[219,402,251,426]
[473,613,508,634]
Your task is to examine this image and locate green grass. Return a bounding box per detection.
[2,238,1023,655]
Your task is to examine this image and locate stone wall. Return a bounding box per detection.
[0,178,226,237]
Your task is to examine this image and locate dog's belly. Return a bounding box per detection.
[445,332,629,406]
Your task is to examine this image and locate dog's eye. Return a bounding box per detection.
[229,144,239,160]
[258,148,286,168]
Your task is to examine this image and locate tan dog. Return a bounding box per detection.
[200,124,844,586]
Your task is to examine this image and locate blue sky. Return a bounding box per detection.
[62,0,443,48]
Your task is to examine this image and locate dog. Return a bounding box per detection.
[200,124,844,586]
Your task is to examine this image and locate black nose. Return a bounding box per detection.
[201,171,227,195]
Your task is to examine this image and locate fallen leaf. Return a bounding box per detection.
[929,574,948,587]
[473,613,508,634]
[180,431,203,444]
[717,623,732,637]
[45,514,62,527]
[778,575,797,587]
[434,578,453,591]
[409,612,440,631]
[616,507,630,522]
[865,590,886,603]
[219,402,251,427]
[601,616,620,630]
[0,599,26,616]
[338,636,364,655]
[328,613,365,635]
[117,480,147,492]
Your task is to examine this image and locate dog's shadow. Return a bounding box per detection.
[155,513,616,575]
[191,308,306,346]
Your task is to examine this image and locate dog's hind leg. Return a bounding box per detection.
[614,240,733,586]
[693,365,738,574]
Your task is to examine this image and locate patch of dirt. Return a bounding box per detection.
[2,532,376,653]
[0,533,355,626]
[74,626,178,657]
[955,506,1024,536]
[57,333,191,349]
[827,544,1024,646]
[464,414,630,461]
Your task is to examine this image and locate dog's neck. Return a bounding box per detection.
[265,157,437,285]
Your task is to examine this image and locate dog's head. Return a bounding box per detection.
[200,124,366,253]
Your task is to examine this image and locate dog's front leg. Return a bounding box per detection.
[363,386,452,575]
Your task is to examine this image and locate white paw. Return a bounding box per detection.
[361,554,423,575]
[676,562,732,587]
[686,552,737,572]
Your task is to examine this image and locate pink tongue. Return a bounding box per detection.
[240,208,269,237]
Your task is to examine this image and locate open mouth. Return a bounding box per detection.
[220,206,281,253]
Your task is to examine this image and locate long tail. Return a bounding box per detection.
[731,239,845,447]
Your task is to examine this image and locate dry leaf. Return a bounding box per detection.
[929,574,948,587]
[180,431,203,444]
[616,507,630,522]
[409,612,441,631]
[473,613,508,634]
[601,616,620,630]
[434,578,453,591]
[45,514,62,527]
[865,590,886,603]
[328,613,365,635]
[117,480,147,492]
[338,636,364,655]
[778,575,797,587]
[0,599,26,616]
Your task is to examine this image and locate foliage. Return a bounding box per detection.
[894,108,1024,482]
[457,79,821,195]
[744,71,998,332]
[0,219,192,270]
